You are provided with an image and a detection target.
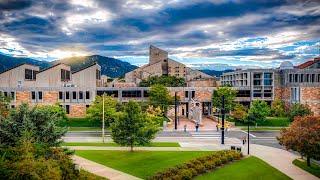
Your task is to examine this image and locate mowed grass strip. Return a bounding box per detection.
[293,159,320,178]
[195,156,291,180]
[63,142,180,147]
[75,150,212,178]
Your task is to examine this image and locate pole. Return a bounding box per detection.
[174,92,177,130]
[102,93,105,143]
[247,120,250,155]
[221,95,225,144]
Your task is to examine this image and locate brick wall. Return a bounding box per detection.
[68,104,86,118]
[300,87,320,116]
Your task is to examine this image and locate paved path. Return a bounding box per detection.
[73,155,141,180]
[249,144,319,180]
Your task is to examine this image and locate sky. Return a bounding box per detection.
[0,0,320,70]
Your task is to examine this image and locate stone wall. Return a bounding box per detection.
[16,91,31,104]
[44,91,58,103]
[69,104,86,118]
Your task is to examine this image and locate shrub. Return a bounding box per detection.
[148,150,242,180]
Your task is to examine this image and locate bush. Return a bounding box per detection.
[289,103,312,121]
[148,150,242,180]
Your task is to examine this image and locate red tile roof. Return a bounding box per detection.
[296,57,320,69]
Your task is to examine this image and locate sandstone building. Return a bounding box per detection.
[125,45,216,87]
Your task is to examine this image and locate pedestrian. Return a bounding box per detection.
[216,124,219,132]
[195,122,199,132]
[184,124,187,132]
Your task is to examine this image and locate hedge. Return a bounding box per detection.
[148,150,243,180]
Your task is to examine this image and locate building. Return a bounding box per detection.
[221,57,320,115]
[1,52,319,118]
[125,45,216,87]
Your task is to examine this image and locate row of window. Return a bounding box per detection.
[185,91,195,99]
[25,69,38,80]
[288,74,320,83]
[96,90,149,98]
[59,91,90,100]
[1,91,15,99]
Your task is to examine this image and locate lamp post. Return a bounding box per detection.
[221,95,225,145]
[247,119,250,155]
[102,93,105,143]
[174,92,177,130]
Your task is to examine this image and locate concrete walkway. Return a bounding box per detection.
[73,155,142,180]
[249,144,319,180]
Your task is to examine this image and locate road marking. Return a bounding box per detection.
[240,130,257,137]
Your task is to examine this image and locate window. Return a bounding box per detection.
[96,70,101,80]
[61,69,71,81]
[85,91,90,99]
[143,90,149,97]
[291,87,300,103]
[264,79,272,86]
[79,91,83,99]
[3,92,7,97]
[191,91,195,98]
[65,91,70,99]
[38,91,43,100]
[294,74,298,83]
[65,105,70,114]
[264,73,272,79]
[10,92,15,99]
[72,91,77,100]
[59,91,63,100]
[86,105,90,109]
[31,91,36,100]
[185,91,189,98]
[122,90,141,98]
[25,69,37,80]
[289,74,293,83]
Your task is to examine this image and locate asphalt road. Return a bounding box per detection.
[65,129,284,149]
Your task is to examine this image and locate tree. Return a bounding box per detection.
[231,104,248,122]
[139,75,185,87]
[212,87,237,112]
[86,95,119,127]
[0,92,11,118]
[289,103,312,121]
[110,101,159,151]
[248,100,270,122]
[0,103,67,147]
[271,99,285,117]
[148,84,173,115]
[278,116,320,166]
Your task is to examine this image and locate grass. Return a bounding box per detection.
[68,127,102,131]
[235,117,290,127]
[196,156,291,180]
[75,150,212,178]
[61,118,101,127]
[79,170,107,180]
[63,142,180,147]
[293,159,320,178]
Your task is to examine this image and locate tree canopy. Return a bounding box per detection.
[278,116,320,166]
[289,103,312,121]
[86,95,119,127]
[0,92,11,118]
[212,87,237,112]
[247,100,270,122]
[139,75,185,87]
[110,101,159,151]
[271,98,286,117]
[148,84,173,114]
[0,103,67,147]
[231,103,248,122]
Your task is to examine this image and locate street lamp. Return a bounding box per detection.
[174,92,178,130]
[102,93,105,143]
[247,118,250,155]
[221,95,225,145]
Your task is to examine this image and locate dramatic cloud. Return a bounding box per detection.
[0,0,319,69]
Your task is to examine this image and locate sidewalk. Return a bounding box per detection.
[249,144,318,180]
[73,155,142,180]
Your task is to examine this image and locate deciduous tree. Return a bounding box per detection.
[148,84,173,115]
[278,116,320,166]
[110,101,159,151]
[271,99,285,117]
[289,103,312,121]
[231,104,248,122]
[248,100,270,122]
[212,87,237,112]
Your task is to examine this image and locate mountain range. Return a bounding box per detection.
[0,53,232,78]
[0,54,137,78]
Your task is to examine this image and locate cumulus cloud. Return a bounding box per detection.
[0,0,319,68]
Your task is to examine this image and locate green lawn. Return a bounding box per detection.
[63,142,180,147]
[293,159,320,178]
[75,150,212,178]
[196,156,291,180]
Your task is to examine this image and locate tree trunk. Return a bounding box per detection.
[307,156,311,167]
[130,143,133,152]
